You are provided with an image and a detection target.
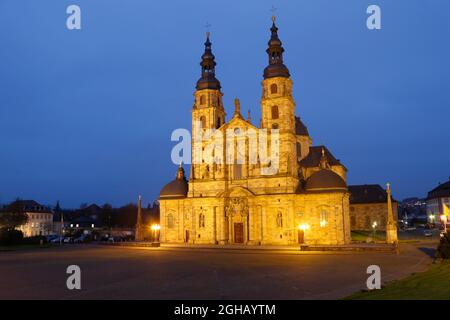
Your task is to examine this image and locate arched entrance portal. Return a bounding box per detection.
[234,223,244,243]
[225,197,249,244]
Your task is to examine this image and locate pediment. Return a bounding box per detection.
[216,186,255,198]
[220,116,258,132]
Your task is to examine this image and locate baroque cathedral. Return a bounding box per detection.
[159,18,351,245]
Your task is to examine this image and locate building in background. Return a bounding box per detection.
[348,185,398,231]
[427,178,450,226]
[12,200,54,237]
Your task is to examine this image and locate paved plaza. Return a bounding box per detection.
[0,243,436,299]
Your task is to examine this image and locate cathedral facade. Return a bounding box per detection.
[159,19,351,245]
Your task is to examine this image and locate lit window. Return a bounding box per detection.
[320,210,328,227]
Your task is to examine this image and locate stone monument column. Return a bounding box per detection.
[386,183,398,244]
[135,195,143,241]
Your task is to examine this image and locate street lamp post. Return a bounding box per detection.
[372,221,378,241]
[150,224,161,243]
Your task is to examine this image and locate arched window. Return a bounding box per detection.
[272,123,279,130]
[199,116,206,129]
[167,213,174,229]
[200,95,206,105]
[296,142,302,160]
[320,210,328,227]
[270,83,278,94]
[271,105,279,119]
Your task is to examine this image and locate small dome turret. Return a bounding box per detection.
[160,166,188,199]
[305,169,347,192]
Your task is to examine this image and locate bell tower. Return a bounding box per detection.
[260,17,298,178]
[192,32,226,131]
[191,33,226,181]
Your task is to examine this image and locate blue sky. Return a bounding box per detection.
[0,0,449,208]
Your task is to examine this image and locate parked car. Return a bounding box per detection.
[50,236,64,243]
[63,237,73,243]
[74,234,90,243]
[46,235,58,242]
[107,236,125,243]
[424,230,433,237]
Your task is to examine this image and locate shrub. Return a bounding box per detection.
[0,228,24,245]
[437,231,450,259]
[22,235,47,245]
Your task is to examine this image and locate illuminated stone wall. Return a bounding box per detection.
[349,202,398,231]
[160,190,351,245]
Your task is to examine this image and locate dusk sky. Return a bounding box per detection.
[0,0,449,208]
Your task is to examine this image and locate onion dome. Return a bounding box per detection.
[160,166,188,199]
[196,33,221,91]
[263,17,290,79]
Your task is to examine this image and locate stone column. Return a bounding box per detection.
[160,203,166,243]
[221,207,226,244]
[213,206,217,244]
[248,207,252,242]
[179,204,184,242]
[229,213,233,243]
[245,214,249,244]
[261,206,266,244]
[191,209,196,244]
[135,195,143,241]
[386,183,398,244]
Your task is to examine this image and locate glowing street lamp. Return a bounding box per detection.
[150,224,161,242]
[298,223,310,231]
[372,221,378,240]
